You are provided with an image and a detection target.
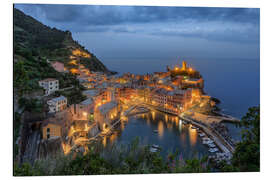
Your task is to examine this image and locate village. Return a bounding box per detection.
[18,48,238,164]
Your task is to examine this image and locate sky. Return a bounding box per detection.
[14,4,260,61]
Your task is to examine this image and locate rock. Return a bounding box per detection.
[38,136,64,159]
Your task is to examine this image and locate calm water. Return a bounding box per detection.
[102,57,260,140]
[103,111,210,158]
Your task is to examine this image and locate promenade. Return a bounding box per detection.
[180,114,235,154]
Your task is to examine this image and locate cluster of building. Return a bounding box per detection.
[36,59,213,155]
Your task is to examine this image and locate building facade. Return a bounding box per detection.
[94,101,120,131]
[47,96,67,113]
[39,78,59,96]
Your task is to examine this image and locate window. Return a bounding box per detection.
[47,128,50,139]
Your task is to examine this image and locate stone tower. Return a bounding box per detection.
[182,61,187,71]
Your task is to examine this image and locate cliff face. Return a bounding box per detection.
[14,8,110,73]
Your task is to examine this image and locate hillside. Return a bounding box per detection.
[14,8,110,73]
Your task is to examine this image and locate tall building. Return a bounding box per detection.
[182,61,187,71]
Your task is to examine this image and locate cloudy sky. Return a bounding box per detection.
[15,4,260,61]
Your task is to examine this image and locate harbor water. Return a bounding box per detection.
[102,110,210,158]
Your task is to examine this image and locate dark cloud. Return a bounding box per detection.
[14,4,259,44]
[15,4,259,26]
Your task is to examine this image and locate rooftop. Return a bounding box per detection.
[48,95,67,103]
[80,98,93,105]
[98,101,118,115]
[83,89,99,97]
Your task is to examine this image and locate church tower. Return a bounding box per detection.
[182,61,187,71]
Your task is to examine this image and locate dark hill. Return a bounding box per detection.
[14,8,110,73]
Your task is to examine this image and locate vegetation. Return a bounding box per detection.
[13,112,21,159]
[14,138,210,176]
[14,8,110,73]
[219,106,260,172]
[18,98,44,113]
[14,106,260,175]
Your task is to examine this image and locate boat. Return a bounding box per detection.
[203,140,213,144]
[191,126,197,129]
[208,148,219,153]
[152,144,160,149]
[208,143,216,148]
[149,147,158,153]
[199,133,205,137]
[154,130,158,133]
[202,137,210,141]
[203,140,214,145]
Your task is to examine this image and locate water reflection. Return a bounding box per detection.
[165,114,168,123]
[179,119,182,132]
[175,117,179,127]
[157,121,164,138]
[102,136,107,147]
[189,127,197,146]
[167,122,173,131]
[110,132,117,143]
[100,110,209,158]
[151,111,156,120]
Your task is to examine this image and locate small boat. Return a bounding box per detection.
[203,140,214,145]
[191,126,197,129]
[208,143,216,148]
[149,147,158,153]
[203,140,213,144]
[199,133,205,137]
[154,130,158,133]
[202,137,210,141]
[152,144,160,149]
[208,148,219,153]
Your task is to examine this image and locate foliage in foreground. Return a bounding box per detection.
[219,106,260,172]
[14,106,260,175]
[14,138,210,176]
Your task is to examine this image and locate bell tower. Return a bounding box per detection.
[182,61,187,71]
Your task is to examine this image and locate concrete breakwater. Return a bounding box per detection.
[180,115,234,155]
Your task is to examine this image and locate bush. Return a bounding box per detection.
[14,138,210,176]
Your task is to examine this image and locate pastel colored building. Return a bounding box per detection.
[50,61,66,73]
[42,121,62,140]
[47,96,67,113]
[39,78,59,96]
[94,101,120,130]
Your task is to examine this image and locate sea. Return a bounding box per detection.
[101,57,260,141]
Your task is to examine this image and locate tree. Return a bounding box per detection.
[229,106,260,172]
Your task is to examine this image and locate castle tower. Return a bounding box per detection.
[182,61,187,71]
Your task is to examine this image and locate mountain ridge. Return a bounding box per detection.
[14,7,111,74]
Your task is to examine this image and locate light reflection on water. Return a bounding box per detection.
[157,121,164,139]
[102,110,210,158]
[189,126,197,147]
